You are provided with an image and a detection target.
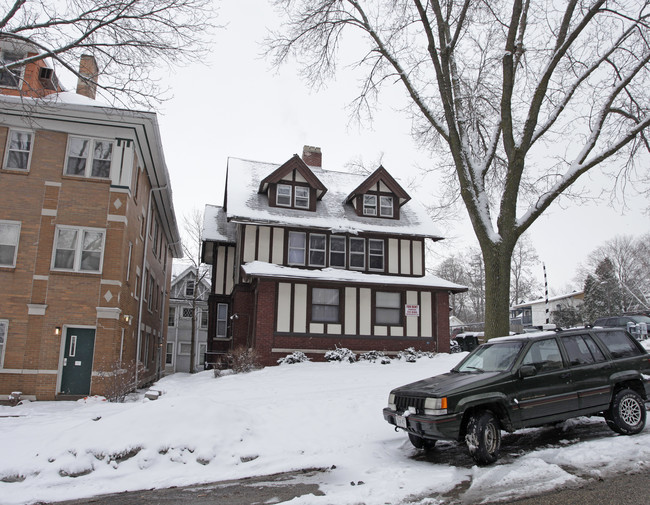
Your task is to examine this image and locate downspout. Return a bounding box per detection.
[135,184,167,388]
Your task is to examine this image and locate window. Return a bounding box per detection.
[134,269,141,300]
[288,231,306,265]
[65,137,113,178]
[597,330,643,359]
[309,234,326,267]
[52,226,105,273]
[368,239,384,270]
[311,287,340,323]
[277,184,292,206]
[330,236,346,268]
[143,333,150,365]
[0,221,20,267]
[182,307,194,319]
[179,342,191,355]
[0,52,23,87]
[0,319,8,367]
[143,268,149,302]
[380,196,394,217]
[350,237,365,269]
[168,306,176,327]
[152,219,159,256]
[522,338,564,372]
[216,303,228,338]
[295,186,309,208]
[376,292,401,325]
[3,130,33,171]
[165,342,174,365]
[126,242,133,282]
[562,334,605,366]
[185,280,195,297]
[147,276,155,311]
[200,310,208,328]
[198,343,207,366]
[363,194,377,215]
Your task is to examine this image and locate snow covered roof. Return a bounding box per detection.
[224,157,443,239]
[203,204,236,243]
[242,261,467,292]
[511,291,585,309]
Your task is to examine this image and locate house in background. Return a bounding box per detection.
[0,40,182,400]
[201,146,466,367]
[166,266,210,373]
[510,291,584,329]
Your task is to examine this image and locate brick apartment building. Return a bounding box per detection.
[201,146,467,367]
[0,40,182,400]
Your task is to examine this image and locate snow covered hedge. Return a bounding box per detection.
[277,351,310,365]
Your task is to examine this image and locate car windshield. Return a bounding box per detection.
[630,315,650,324]
[455,341,524,373]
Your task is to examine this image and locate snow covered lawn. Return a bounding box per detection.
[1,348,650,505]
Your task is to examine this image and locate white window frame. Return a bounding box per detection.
[288,231,306,265]
[376,292,401,325]
[51,225,106,274]
[311,287,340,323]
[349,237,365,270]
[0,220,21,268]
[3,129,33,171]
[309,233,326,267]
[276,183,292,207]
[363,194,377,216]
[165,342,174,365]
[182,307,194,319]
[380,196,394,217]
[329,235,346,268]
[64,136,114,179]
[0,51,25,88]
[0,319,8,368]
[216,303,228,338]
[168,306,176,327]
[126,241,133,282]
[294,186,310,208]
[185,279,195,297]
[178,342,191,355]
[368,239,385,271]
[200,309,208,328]
[197,343,207,366]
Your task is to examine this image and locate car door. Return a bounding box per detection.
[559,333,611,412]
[514,338,578,424]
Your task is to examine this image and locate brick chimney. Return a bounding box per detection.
[76,54,98,100]
[302,145,322,168]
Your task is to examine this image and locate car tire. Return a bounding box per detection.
[466,411,501,465]
[408,433,436,450]
[605,388,646,435]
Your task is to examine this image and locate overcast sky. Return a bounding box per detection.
[151,0,647,297]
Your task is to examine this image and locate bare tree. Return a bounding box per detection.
[0,0,215,107]
[268,0,650,338]
[180,208,209,373]
[510,237,540,305]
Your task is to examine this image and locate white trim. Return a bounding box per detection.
[27,304,47,315]
[44,181,62,187]
[33,275,48,281]
[0,369,57,374]
[276,183,292,207]
[41,208,57,216]
[100,279,122,286]
[0,319,7,368]
[109,187,130,194]
[0,219,21,268]
[51,224,106,274]
[3,128,34,171]
[64,135,114,179]
[107,214,127,223]
[96,307,121,319]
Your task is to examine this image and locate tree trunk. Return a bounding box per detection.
[482,241,515,339]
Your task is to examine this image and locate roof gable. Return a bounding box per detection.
[258,154,328,199]
[345,166,411,206]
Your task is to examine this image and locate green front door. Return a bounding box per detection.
[60,327,96,395]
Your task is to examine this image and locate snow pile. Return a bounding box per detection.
[1,350,649,505]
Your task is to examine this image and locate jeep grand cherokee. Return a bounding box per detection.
[383,328,650,464]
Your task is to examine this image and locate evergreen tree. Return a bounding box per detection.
[582,258,624,323]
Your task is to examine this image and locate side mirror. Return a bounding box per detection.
[519,364,537,378]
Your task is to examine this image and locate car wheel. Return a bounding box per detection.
[605,388,646,435]
[408,433,436,450]
[466,411,501,465]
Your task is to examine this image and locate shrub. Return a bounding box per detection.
[396,347,435,362]
[324,346,357,363]
[359,350,387,362]
[277,351,311,365]
[227,347,260,373]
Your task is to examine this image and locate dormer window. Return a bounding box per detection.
[0,52,23,88]
[295,186,310,208]
[380,196,394,217]
[363,195,377,216]
[277,184,292,206]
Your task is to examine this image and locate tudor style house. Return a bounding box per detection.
[201,146,466,367]
[0,40,182,400]
[166,267,210,373]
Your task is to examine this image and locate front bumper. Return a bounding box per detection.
[383,407,463,441]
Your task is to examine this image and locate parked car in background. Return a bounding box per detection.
[594,315,650,340]
[383,328,650,465]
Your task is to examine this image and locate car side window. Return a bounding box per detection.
[562,334,605,366]
[597,330,643,359]
[522,339,564,372]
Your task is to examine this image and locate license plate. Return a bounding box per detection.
[396,415,408,429]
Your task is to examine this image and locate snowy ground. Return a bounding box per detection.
[1,344,650,505]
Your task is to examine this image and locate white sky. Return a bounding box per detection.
[135,1,649,295]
